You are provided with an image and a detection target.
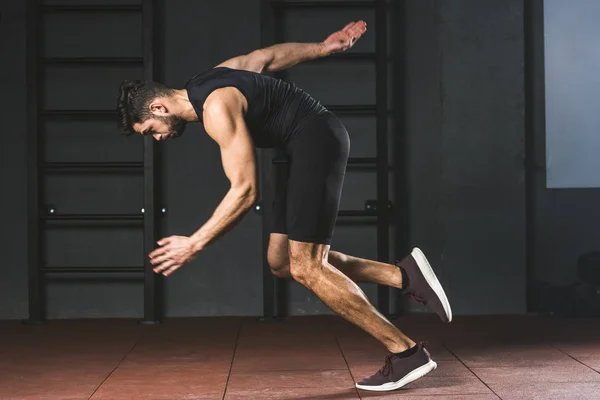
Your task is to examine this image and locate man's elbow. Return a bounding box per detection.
[235,183,258,208]
[250,49,273,73]
[246,186,258,206]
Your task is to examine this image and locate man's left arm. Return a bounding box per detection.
[150,89,257,276]
[216,20,367,74]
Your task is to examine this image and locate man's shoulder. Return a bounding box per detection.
[184,68,215,88]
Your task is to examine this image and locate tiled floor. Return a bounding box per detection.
[1,314,599,399]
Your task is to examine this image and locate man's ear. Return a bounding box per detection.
[149,100,168,115]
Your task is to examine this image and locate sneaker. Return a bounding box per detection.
[398,248,452,322]
[355,342,437,391]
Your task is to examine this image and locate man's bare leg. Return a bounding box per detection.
[268,233,403,289]
[287,239,414,353]
[328,251,403,289]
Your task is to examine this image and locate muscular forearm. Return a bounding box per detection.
[262,42,331,72]
[189,187,255,252]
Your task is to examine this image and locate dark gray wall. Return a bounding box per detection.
[159,0,263,317]
[404,0,527,314]
[0,1,29,319]
[1,0,548,319]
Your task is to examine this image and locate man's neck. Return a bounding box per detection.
[172,89,199,122]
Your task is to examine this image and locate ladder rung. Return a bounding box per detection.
[42,5,143,13]
[270,1,376,8]
[325,105,377,114]
[41,162,144,171]
[346,158,393,171]
[338,210,377,217]
[349,157,377,164]
[43,110,117,119]
[336,219,376,226]
[42,214,144,221]
[42,57,144,65]
[41,266,145,274]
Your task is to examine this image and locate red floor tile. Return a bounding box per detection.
[90,363,229,400]
[126,341,236,366]
[232,347,348,372]
[0,361,120,400]
[237,330,340,349]
[568,356,600,372]
[446,344,576,367]
[234,327,345,372]
[0,320,140,400]
[489,382,600,400]
[553,341,600,356]
[354,375,493,398]
[472,364,600,384]
[358,395,499,400]
[224,386,360,400]
[2,315,600,400]
[552,342,600,372]
[227,369,354,389]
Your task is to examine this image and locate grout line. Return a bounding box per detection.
[552,345,600,375]
[334,335,362,399]
[87,333,141,400]
[442,343,503,400]
[221,318,244,400]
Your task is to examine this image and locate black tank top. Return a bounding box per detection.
[185,67,327,148]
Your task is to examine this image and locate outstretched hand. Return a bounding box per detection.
[149,235,198,276]
[323,20,367,54]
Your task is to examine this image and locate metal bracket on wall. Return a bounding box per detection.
[365,200,393,213]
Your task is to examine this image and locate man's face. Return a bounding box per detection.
[133,115,188,141]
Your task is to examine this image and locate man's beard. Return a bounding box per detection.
[161,115,188,138]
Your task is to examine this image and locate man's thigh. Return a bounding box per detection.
[285,114,349,245]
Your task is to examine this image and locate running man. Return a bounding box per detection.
[116,21,452,391]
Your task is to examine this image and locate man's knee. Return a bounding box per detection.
[288,242,328,286]
[290,257,326,287]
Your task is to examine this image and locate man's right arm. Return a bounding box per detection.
[215,20,366,74]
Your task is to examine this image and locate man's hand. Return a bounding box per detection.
[323,21,367,54]
[149,235,199,276]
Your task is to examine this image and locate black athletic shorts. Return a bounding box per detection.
[271,111,350,245]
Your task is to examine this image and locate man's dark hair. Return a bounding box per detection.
[116,80,173,135]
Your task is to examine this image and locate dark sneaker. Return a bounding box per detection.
[398,248,452,322]
[355,343,437,391]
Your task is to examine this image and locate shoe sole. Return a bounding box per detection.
[355,360,438,391]
[412,247,453,323]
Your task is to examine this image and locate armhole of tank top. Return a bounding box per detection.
[208,83,251,108]
[195,86,251,123]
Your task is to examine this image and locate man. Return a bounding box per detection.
[116,21,452,392]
